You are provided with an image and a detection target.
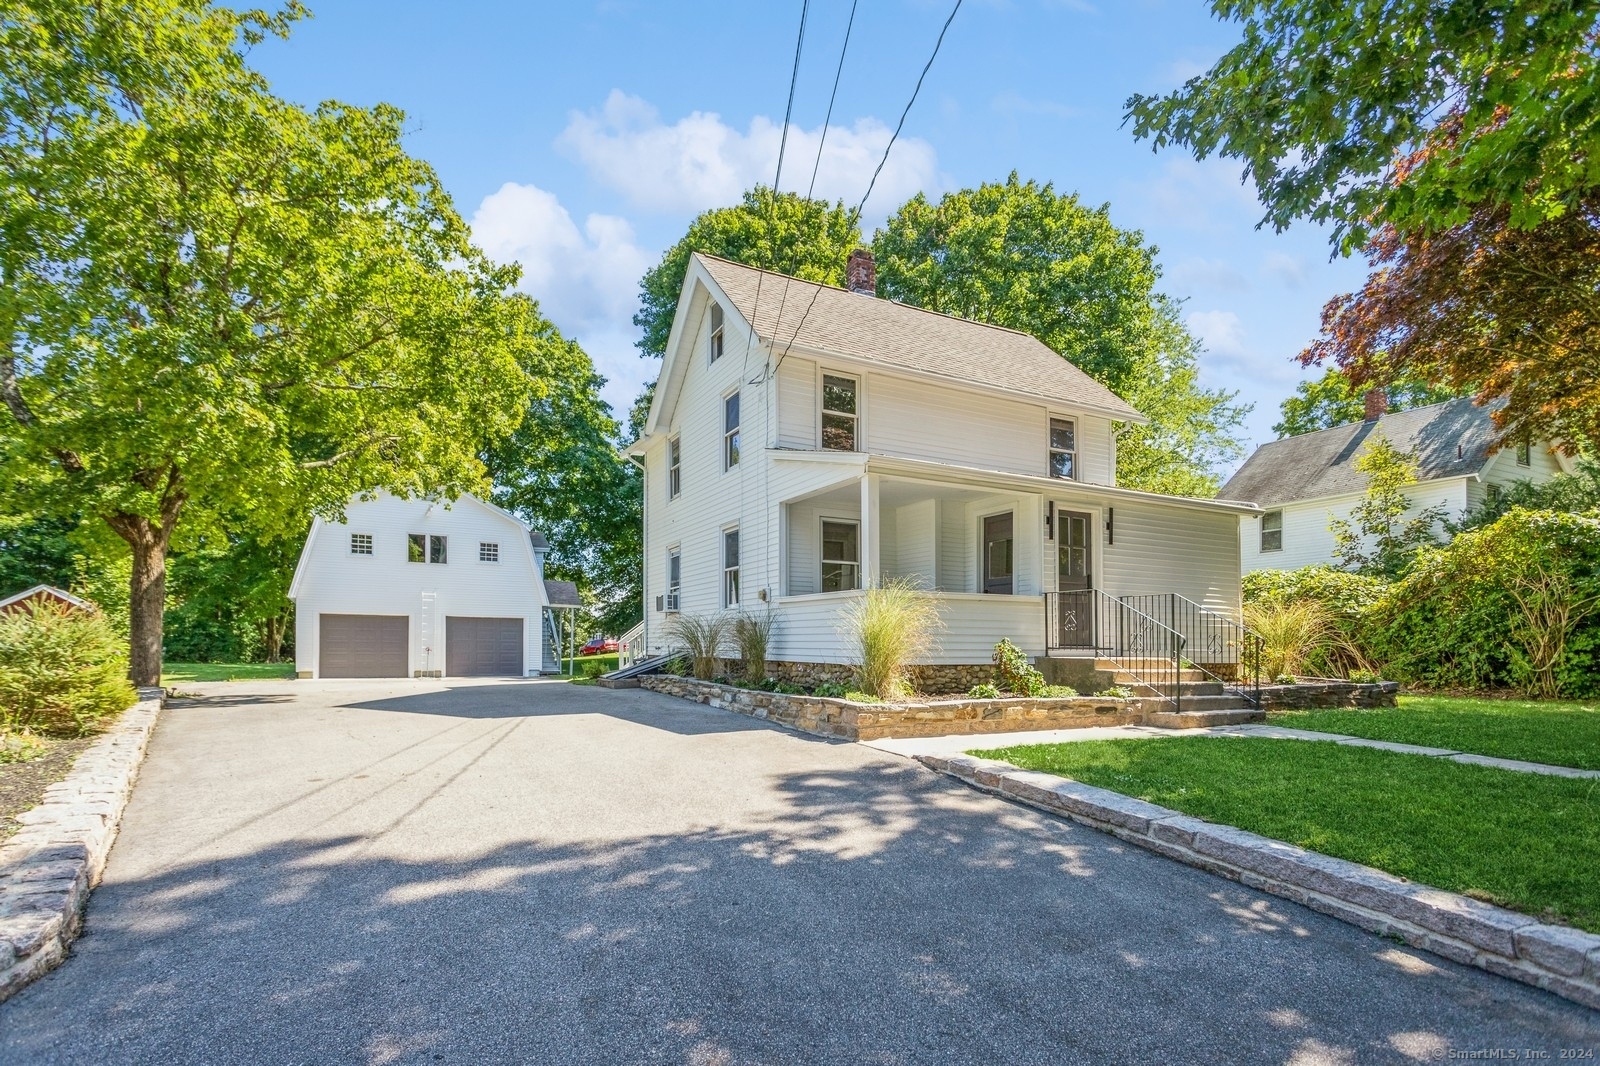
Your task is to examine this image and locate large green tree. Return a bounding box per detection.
[1125,1,1600,252]
[633,186,862,361]
[481,295,641,634]
[1274,368,1461,438]
[1,1,530,684]
[873,175,1248,495]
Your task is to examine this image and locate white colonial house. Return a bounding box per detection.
[623,251,1262,681]
[289,491,573,678]
[1221,395,1572,574]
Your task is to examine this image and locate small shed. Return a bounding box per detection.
[0,585,95,617]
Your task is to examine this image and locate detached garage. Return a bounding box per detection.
[289,491,561,679]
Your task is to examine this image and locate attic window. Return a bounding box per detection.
[1260,511,1283,553]
[1515,439,1531,466]
[479,541,500,563]
[350,533,373,555]
[709,303,724,363]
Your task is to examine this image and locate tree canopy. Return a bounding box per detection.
[633,187,862,361]
[873,175,1248,495]
[1125,1,1600,253]
[1274,368,1461,439]
[0,0,532,683]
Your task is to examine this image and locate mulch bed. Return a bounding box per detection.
[0,736,97,841]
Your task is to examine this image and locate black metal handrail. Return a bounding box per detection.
[1119,593,1264,709]
[1044,589,1187,712]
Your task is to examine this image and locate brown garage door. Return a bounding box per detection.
[445,616,524,677]
[319,614,408,678]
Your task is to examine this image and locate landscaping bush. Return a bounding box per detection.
[582,659,606,680]
[731,610,777,684]
[967,682,1001,700]
[1364,509,1600,697]
[0,601,138,736]
[842,580,942,699]
[1243,599,1337,680]
[1243,565,1385,675]
[992,638,1046,696]
[812,681,848,699]
[663,613,731,681]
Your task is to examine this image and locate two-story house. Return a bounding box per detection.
[1222,394,1572,574]
[624,251,1261,683]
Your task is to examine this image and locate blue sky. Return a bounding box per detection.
[253,0,1372,463]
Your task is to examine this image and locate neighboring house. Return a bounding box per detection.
[289,491,563,679]
[623,251,1260,679]
[1221,394,1572,574]
[0,585,94,616]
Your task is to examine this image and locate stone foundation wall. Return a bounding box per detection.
[1259,680,1399,711]
[640,675,1154,741]
[758,660,995,695]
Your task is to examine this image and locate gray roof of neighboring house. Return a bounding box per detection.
[1220,397,1506,507]
[528,530,549,551]
[696,254,1145,421]
[543,579,581,607]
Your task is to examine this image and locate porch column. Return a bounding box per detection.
[860,473,881,588]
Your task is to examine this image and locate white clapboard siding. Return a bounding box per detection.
[1240,478,1469,574]
[772,591,1046,664]
[1098,499,1241,614]
[290,492,550,677]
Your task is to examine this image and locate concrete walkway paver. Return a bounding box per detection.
[1,679,1595,1063]
[868,721,1600,779]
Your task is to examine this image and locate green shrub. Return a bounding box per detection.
[0,602,138,736]
[582,659,606,680]
[1364,509,1600,697]
[660,656,688,677]
[731,610,777,684]
[1347,668,1382,684]
[812,681,848,699]
[843,580,942,699]
[844,690,883,704]
[1042,684,1079,698]
[967,682,1001,700]
[1274,674,1299,685]
[1243,565,1386,676]
[1097,686,1135,699]
[771,680,805,695]
[992,638,1046,696]
[1244,600,1337,680]
[664,613,731,680]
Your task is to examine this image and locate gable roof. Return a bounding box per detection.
[1220,397,1509,507]
[0,585,93,613]
[691,254,1145,422]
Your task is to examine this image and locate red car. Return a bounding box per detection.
[580,636,619,656]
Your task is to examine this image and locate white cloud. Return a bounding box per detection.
[1187,309,1248,360]
[1187,308,1298,389]
[1169,257,1249,294]
[557,90,942,226]
[468,181,657,416]
[1262,251,1307,288]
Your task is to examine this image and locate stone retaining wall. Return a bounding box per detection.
[641,675,1156,741]
[0,688,163,1002]
[920,752,1600,1011]
[1258,680,1400,710]
[759,661,996,696]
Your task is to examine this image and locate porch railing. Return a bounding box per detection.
[617,621,646,669]
[1119,593,1264,709]
[1044,589,1186,712]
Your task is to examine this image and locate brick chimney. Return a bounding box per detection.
[1363,387,1388,422]
[846,248,876,296]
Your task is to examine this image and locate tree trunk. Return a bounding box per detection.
[124,524,168,688]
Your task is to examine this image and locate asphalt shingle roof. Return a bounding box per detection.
[697,254,1145,421]
[543,579,581,607]
[1220,397,1504,507]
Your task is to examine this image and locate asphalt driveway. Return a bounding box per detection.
[2,679,1595,1064]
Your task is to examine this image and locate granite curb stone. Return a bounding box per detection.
[0,689,163,1002]
[915,751,1600,1011]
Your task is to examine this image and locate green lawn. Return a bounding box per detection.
[161,662,295,684]
[562,653,619,676]
[972,736,1600,932]
[1270,695,1600,771]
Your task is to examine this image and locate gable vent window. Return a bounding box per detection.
[1260,511,1283,553]
[409,533,447,564]
[1049,418,1077,480]
[724,391,741,470]
[668,436,682,499]
[709,303,724,363]
[479,541,500,563]
[821,374,858,451]
[350,533,373,555]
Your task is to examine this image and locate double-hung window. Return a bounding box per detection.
[350,533,373,555]
[1516,439,1531,466]
[709,304,724,362]
[666,547,681,612]
[1049,418,1077,480]
[821,520,860,592]
[667,436,682,499]
[408,534,447,564]
[1260,511,1283,553]
[821,374,858,451]
[722,528,740,607]
[724,391,741,470]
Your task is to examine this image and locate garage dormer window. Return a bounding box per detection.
[709,303,724,363]
[479,542,499,563]
[350,533,373,555]
[408,534,447,564]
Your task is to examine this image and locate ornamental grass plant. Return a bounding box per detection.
[843,580,942,699]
